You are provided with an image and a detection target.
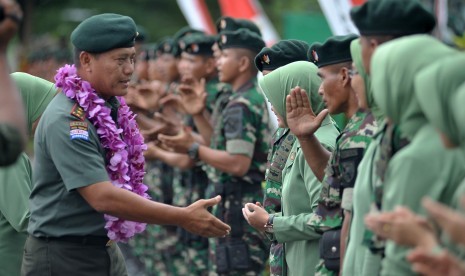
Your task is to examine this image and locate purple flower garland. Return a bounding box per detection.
[55,64,149,242]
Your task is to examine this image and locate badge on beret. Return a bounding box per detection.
[164,43,171,52]
[311,50,319,63]
[220,19,227,30]
[70,121,89,141]
[179,40,186,50]
[221,34,227,45]
[262,54,270,64]
[191,43,199,53]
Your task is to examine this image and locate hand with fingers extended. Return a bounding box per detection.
[159,126,195,153]
[178,76,207,116]
[125,81,166,112]
[181,195,231,237]
[140,112,181,142]
[364,206,437,249]
[242,202,269,232]
[422,197,465,246]
[0,0,22,50]
[407,247,465,276]
[286,86,329,139]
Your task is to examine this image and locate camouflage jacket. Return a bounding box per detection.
[308,110,377,232]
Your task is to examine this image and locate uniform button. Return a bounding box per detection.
[331,246,337,253]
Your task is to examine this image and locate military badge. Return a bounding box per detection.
[70,103,86,121]
[311,50,319,63]
[69,121,89,141]
[220,19,227,30]
[221,34,227,45]
[191,43,199,53]
[262,54,270,64]
[179,40,186,50]
[164,43,171,53]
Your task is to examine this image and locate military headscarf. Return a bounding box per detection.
[258,61,324,125]
[350,38,384,123]
[415,54,465,147]
[371,35,457,140]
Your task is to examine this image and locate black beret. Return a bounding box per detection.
[218,28,265,54]
[180,34,215,56]
[350,0,436,36]
[254,39,309,72]
[308,34,358,68]
[172,26,205,57]
[216,16,262,37]
[71,13,138,53]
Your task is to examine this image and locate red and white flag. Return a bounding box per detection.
[177,0,216,34]
[318,0,367,35]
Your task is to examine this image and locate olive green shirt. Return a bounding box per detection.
[28,93,110,237]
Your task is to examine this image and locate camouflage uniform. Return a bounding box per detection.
[263,128,295,276]
[207,79,270,275]
[308,110,377,275]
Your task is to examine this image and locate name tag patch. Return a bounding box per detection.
[70,121,89,141]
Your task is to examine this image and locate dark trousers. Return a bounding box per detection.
[21,235,127,276]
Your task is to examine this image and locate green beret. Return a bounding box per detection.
[71,13,137,53]
[172,26,205,57]
[155,37,175,56]
[350,0,436,36]
[308,34,358,68]
[180,34,215,56]
[218,28,265,54]
[216,16,262,37]
[254,39,309,72]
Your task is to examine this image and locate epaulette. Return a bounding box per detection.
[70,103,86,121]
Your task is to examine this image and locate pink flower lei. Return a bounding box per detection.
[55,64,149,242]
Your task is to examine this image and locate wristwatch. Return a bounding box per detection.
[264,214,275,233]
[187,142,200,160]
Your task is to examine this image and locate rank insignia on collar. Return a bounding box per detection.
[311,50,319,63]
[262,54,270,64]
[70,103,86,121]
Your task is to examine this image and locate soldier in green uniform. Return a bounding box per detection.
[341,1,439,275]
[22,13,230,276]
[243,60,339,276]
[253,39,309,276]
[0,0,27,167]
[364,35,465,276]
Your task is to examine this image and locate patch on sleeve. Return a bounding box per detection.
[224,105,244,140]
[70,121,89,141]
[70,104,86,121]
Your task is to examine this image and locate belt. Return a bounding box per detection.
[33,235,113,247]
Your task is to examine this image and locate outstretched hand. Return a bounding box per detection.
[286,86,328,139]
[178,76,207,116]
[182,195,231,237]
[158,126,195,153]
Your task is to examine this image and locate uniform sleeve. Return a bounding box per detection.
[273,148,322,243]
[45,116,109,191]
[223,102,256,158]
[0,153,32,232]
[0,123,23,167]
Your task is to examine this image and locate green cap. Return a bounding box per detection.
[308,34,358,68]
[254,39,309,72]
[350,0,436,36]
[172,26,205,57]
[180,34,215,56]
[218,28,265,54]
[71,13,138,53]
[216,16,262,37]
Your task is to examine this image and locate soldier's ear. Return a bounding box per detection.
[238,55,251,73]
[80,52,93,72]
[340,67,351,87]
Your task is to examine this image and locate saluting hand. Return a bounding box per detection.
[286,86,328,139]
[181,195,231,237]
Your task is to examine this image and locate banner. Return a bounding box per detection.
[317,0,367,35]
[177,0,216,34]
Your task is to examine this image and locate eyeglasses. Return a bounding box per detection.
[348,68,359,78]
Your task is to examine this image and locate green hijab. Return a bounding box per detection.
[451,82,465,155]
[258,61,323,125]
[415,54,465,147]
[11,72,57,134]
[350,39,384,123]
[371,35,457,140]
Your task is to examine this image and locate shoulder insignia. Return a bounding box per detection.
[69,121,89,141]
[70,103,86,121]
